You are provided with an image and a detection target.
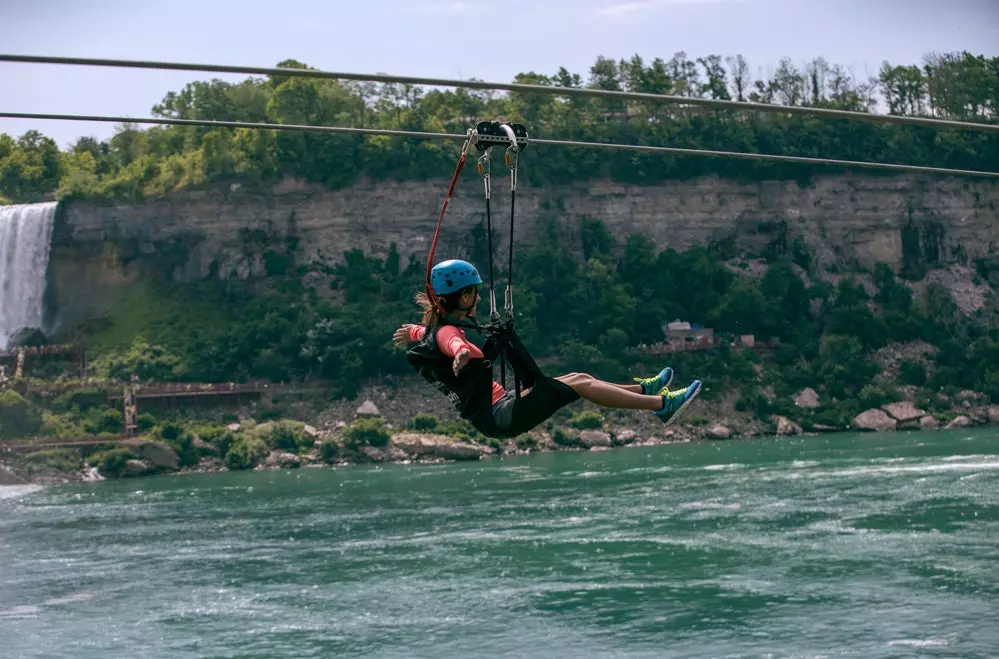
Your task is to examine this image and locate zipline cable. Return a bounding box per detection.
[2,111,998,180]
[2,53,998,134]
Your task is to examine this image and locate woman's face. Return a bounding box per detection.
[460,287,480,315]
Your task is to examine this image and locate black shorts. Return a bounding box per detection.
[486,376,580,438]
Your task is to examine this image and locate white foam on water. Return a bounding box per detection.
[0,484,44,500]
[941,454,997,462]
[887,637,951,647]
[790,460,820,468]
[812,462,999,478]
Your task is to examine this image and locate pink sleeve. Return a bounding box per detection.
[436,326,484,359]
[408,325,427,342]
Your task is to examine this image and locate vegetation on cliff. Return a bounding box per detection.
[1,50,997,204]
[51,210,999,416]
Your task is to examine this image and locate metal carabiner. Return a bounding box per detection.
[477,151,491,200]
[460,127,478,158]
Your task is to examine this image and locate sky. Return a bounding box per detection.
[1,0,997,148]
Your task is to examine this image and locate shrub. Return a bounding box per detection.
[436,419,482,443]
[82,408,122,435]
[898,359,927,387]
[410,413,439,432]
[25,448,84,473]
[88,447,134,477]
[267,423,310,453]
[858,383,901,409]
[225,437,269,470]
[0,390,44,439]
[320,440,339,463]
[551,427,579,446]
[136,413,156,432]
[194,425,236,457]
[568,410,604,429]
[52,389,108,413]
[343,418,391,448]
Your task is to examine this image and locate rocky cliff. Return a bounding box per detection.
[45,173,999,332]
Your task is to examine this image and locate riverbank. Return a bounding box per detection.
[4,382,998,486]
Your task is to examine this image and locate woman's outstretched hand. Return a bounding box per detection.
[393,324,417,347]
[453,348,471,376]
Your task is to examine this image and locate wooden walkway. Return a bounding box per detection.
[105,380,330,401]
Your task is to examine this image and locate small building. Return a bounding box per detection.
[664,320,714,344]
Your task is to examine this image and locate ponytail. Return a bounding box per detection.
[415,291,444,327]
[414,284,477,327]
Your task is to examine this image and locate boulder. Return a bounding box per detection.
[355,400,381,417]
[945,415,972,430]
[919,415,939,430]
[358,445,409,463]
[988,406,999,425]
[852,409,897,432]
[226,423,241,432]
[121,440,179,470]
[304,424,319,437]
[955,390,986,404]
[263,451,301,469]
[391,433,438,455]
[431,441,491,461]
[578,430,612,448]
[773,416,803,436]
[121,459,152,478]
[388,433,491,461]
[705,425,731,440]
[613,429,638,445]
[794,388,820,409]
[881,402,926,423]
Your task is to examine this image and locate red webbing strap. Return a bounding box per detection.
[425,140,472,313]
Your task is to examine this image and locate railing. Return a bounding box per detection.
[106,379,329,400]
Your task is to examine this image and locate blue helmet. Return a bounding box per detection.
[430,259,482,295]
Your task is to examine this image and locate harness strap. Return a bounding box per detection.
[426,129,477,315]
[498,122,521,320]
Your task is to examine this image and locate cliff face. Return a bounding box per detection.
[46,173,999,332]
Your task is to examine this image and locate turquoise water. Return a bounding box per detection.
[2,429,998,658]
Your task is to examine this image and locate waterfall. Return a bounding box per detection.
[0,202,57,350]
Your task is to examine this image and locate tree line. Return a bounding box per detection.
[1,50,997,204]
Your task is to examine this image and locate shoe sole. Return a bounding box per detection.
[659,380,702,428]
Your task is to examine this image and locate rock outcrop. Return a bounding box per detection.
[773,416,803,436]
[121,439,179,471]
[852,409,897,432]
[48,174,999,331]
[794,388,820,409]
[578,430,612,448]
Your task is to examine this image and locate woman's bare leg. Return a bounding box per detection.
[555,373,662,411]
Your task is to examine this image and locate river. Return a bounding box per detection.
[2,428,998,658]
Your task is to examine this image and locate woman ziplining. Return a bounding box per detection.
[394,121,702,440]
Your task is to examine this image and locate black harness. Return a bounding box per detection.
[405,317,544,438]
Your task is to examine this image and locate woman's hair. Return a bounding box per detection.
[415,285,476,326]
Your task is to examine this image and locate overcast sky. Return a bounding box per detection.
[1,0,997,148]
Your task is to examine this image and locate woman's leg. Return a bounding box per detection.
[555,373,663,411]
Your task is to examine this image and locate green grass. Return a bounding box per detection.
[82,280,233,356]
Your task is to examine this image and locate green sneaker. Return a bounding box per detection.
[634,366,674,395]
[653,380,702,427]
